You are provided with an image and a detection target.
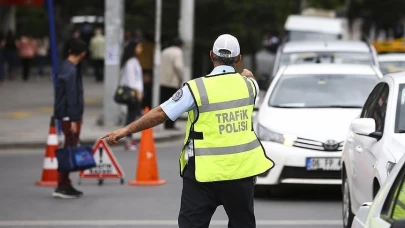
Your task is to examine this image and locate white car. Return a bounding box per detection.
[271,40,379,78]
[342,73,405,228]
[284,14,348,41]
[351,145,405,228]
[378,54,405,75]
[254,63,382,195]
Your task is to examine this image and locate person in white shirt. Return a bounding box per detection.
[119,39,144,151]
[159,37,184,130]
[36,35,49,77]
[89,28,105,82]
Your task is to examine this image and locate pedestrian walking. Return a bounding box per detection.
[16,34,37,81]
[53,38,87,199]
[138,32,155,110]
[89,28,105,82]
[159,37,184,130]
[118,39,144,151]
[36,35,49,77]
[3,30,18,80]
[102,34,274,228]
[63,29,84,79]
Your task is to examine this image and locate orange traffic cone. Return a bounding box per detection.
[36,116,59,186]
[129,107,166,186]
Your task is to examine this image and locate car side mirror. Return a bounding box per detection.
[351,118,382,140]
[391,219,405,228]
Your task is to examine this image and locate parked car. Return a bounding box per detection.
[271,40,380,80]
[254,63,382,196]
[342,72,405,228]
[351,150,405,228]
[378,53,405,75]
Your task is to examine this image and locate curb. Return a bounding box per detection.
[0,132,185,150]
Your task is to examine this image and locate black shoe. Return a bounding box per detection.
[52,187,81,199]
[69,187,83,196]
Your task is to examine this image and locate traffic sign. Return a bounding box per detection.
[78,139,125,185]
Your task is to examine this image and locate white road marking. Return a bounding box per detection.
[0,220,342,226]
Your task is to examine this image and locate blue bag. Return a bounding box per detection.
[56,145,96,172]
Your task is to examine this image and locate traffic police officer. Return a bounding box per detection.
[102,34,274,228]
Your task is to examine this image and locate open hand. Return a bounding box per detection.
[101,128,129,145]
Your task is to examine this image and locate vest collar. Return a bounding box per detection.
[208,65,236,76]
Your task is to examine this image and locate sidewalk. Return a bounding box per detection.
[0,73,186,149]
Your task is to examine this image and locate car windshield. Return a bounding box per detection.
[281,52,374,66]
[268,74,378,108]
[379,61,405,74]
[396,84,405,133]
[288,31,340,41]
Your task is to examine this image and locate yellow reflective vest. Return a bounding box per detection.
[393,186,405,220]
[179,72,274,182]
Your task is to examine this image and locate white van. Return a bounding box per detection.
[284,15,348,41]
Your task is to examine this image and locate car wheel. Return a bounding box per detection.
[343,175,355,228]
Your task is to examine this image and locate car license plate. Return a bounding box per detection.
[306,157,341,171]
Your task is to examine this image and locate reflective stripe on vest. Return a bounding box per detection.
[196,139,260,156]
[393,188,405,220]
[180,73,274,182]
[397,200,405,210]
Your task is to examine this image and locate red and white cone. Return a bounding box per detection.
[35,116,59,186]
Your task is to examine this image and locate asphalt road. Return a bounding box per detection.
[0,139,343,228]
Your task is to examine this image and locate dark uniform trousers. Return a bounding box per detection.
[178,158,256,228]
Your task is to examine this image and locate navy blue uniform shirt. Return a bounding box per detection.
[54,60,84,122]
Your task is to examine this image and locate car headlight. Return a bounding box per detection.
[387,161,396,176]
[257,124,297,147]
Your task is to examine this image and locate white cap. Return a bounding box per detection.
[212,34,240,58]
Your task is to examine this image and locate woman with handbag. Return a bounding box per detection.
[118,39,144,151]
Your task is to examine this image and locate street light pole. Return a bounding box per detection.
[45,0,62,135]
[152,0,162,131]
[45,0,58,88]
[152,0,162,109]
[103,0,124,126]
[179,0,195,83]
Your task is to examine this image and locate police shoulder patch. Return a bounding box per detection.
[172,89,183,101]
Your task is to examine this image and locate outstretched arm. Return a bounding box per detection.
[125,106,168,134]
[101,106,168,145]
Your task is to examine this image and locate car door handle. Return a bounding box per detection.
[355,146,363,153]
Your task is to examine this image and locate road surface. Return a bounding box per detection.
[0,139,343,227]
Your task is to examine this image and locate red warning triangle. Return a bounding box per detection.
[78,139,125,178]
